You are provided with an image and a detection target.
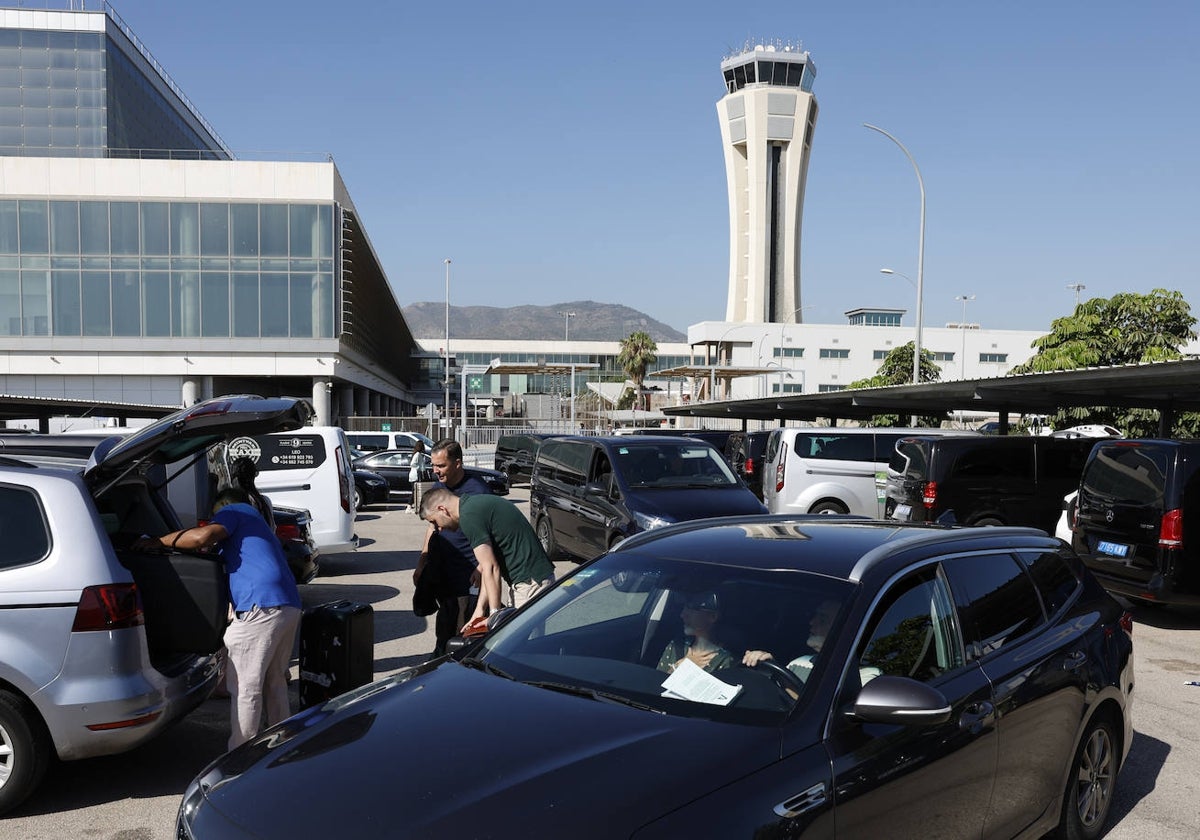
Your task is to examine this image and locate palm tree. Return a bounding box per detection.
[617,331,658,411]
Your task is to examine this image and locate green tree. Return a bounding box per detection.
[1010,289,1198,436]
[617,331,658,411]
[847,341,944,427]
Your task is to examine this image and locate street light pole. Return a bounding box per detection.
[865,123,926,396]
[558,311,577,429]
[955,294,975,380]
[443,258,451,440]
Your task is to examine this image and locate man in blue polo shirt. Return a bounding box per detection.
[143,487,301,750]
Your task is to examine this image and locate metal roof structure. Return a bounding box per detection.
[0,393,177,431]
[662,358,1200,432]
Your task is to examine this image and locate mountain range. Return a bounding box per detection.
[402,301,687,342]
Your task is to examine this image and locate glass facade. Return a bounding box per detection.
[0,27,227,159]
[0,199,336,338]
[446,350,692,396]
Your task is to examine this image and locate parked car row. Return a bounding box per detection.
[351,449,510,497]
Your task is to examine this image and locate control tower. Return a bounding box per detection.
[717,43,817,323]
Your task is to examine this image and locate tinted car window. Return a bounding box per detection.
[800,434,874,462]
[889,439,928,478]
[0,484,50,568]
[858,567,964,683]
[1039,440,1094,482]
[873,433,905,462]
[1019,550,1080,616]
[952,445,1033,480]
[1084,444,1168,506]
[538,441,588,487]
[943,553,1043,660]
[613,441,737,487]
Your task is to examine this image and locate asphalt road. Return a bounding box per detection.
[6,491,1200,839]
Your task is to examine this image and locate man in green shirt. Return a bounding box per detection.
[420,488,555,632]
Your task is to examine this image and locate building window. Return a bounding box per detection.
[979,353,1008,363]
[872,349,889,360]
[931,351,955,362]
[819,348,849,359]
[773,346,804,358]
[818,384,847,393]
[772,382,804,394]
[0,198,335,339]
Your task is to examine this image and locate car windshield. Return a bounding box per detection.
[613,441,739,488]
[473,551,851,726]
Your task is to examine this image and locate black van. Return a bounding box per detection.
[723,430,771,500]
[494,433,562,484]
[884,435,1103,534]
[529,436,765,562]
[1071,439,1200,605]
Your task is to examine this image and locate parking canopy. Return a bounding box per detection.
[663,358,1200,431]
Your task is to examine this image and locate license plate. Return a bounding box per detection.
[892,504,911,521]
[1097,540,1130,558]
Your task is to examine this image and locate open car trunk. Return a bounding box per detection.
[118,548,230,664]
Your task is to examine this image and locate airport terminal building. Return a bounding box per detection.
[0,5,417,428]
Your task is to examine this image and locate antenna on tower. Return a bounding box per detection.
[1066,283,1086,307]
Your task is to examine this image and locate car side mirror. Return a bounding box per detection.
[848,675,951,726]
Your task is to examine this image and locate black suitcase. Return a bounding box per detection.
[298,600,374,709]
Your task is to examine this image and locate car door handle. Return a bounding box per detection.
[1063,651,1088,671]
[959,701,995,731]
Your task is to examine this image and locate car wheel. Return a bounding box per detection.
[0,690,51,817]
[1058,716,1118,840]
[536,517,560,560]
[809,500,848,515]
[353,486,364,510]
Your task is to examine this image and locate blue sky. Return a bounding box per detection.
[110,0,1198,334]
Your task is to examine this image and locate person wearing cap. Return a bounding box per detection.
[657,591,735,674]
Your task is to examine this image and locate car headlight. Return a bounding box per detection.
[178,765,225,835]
[632,511,673,531]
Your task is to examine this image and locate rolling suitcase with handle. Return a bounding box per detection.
[298,600,374,709]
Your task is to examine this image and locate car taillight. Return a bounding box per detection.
[1119,610,1134,636]
[337,444,351,512]
[72,583,144,631]
[1159,508,1183,548]
[276,523,301,541]
[745,456,756,475]
[922,481,937,509]
[774,458,785,492]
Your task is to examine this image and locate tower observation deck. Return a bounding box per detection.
[717,42,817,324]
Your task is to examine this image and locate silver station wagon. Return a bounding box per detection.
[0,395,312,816]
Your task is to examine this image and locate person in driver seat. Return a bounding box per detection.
[658,591,735,674]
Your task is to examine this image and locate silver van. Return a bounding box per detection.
[0,395,311,815]
[762,427,976,516]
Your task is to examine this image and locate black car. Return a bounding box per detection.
[352,468,390,510]
[352,449,509,497]
[494,433,562,484]
[1071,438,1200,605]
[884,434,1104,533]
[724,429,771,500]
[272,505,319,585]
[530,436,765,562]
[178,517,1132,840]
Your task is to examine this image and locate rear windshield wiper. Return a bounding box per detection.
[460,656,515,681]
[523,680,663,714]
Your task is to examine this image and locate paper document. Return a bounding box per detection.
[660,658,743,706]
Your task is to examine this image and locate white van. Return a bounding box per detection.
[225,427,358,554]
[344,430,434,454]
[762,427,976,517]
